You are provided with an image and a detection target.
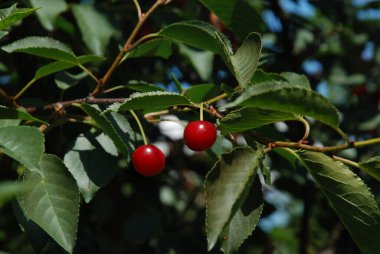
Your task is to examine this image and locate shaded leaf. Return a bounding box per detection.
[0,4,37,31]
[23,154,80,253]
[125,81,166,93]
[55,71,87,90]
[0,126,44,172]
[160,20,220,53]
[0,105,47,124]
[299,151,380,254]
[184,83,221,103]
[219,108,298,135]
[12,196,50,252]
[72,4,118,55]
[179,44,214,80]
[76,104,133,159]
[218,32,262,88]
[30,0,67,31]
[359,156,380,182]
[221,177,264,254]
[2,36,76,62]
[64,132,119,203]
[106,91,192,112]
[199,0,265,37]
[205,147,264,250]
[221,83,340,129]
[123,38,172,60]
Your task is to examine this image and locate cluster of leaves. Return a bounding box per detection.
[0,1,380,254]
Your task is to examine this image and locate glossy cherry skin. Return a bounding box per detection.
[132,145,166,176]
[183,120,217,151]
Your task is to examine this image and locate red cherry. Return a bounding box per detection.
[183,120,217,151]
[132,145,166,176]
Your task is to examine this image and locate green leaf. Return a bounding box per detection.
[219,108,298,135]
[0,105,47,124]
[218,32,262,88]
[184,83,220,103]
[0,126,44,172]
[199,0,265,37]
[64,132,119,203]
[0,31,7,39]
[281,72,311,89]
[359,157,380,182]
[106,91,192,112]
[220,177,264,254]
[179,44,214,81]
[2,36,76,62]
[122,81,166,93]
[76,104,133,159]
[250,69,288,86]
[34,54,104,79]
[23,154,80,254]
[205,147,264,250]
[0,4,37,31]
[55,71,87,90]
[299,151,380,254]
[72,4,118,56]
[12,196,50,253]
[123,38,172,60]
[30,0,67,31]
[160,20,220,53]
[221,83,340,128]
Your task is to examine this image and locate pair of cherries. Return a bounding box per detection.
[132,120,217,176]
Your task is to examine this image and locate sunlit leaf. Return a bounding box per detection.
[0,4,37,31]
[205,147,264,250]
[23,154,80,253]
[299,151,380,254]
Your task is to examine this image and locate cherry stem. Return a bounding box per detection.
[130,110,148,145]
[200,102,204,121]
[298,116,310,143]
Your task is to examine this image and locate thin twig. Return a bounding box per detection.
[332,156,360,168]
[78,64,101,83]
[298,116,310,143]
[132,0,142,18]
[91,0,167,97]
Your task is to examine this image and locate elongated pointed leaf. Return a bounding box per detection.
[34,54,104,79]
[221,83,340,128]
[221,177,264,254]
[72,4,118,56]
[76,104,133,159]
[0,126,44,172]
[199,0,265,37]
[160,20,220,53]
[219,108,298,135]
[218,32,262,88]
[0,31,7,39]
[0,105,47,124]
[359,156,380,182]
[30,0,67,31]
[205,147,264,250]
[0,4,37,31]
[106,91,192,112]
[299,151,380,254]
[2,36,76,62]
[23,154,80,253]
